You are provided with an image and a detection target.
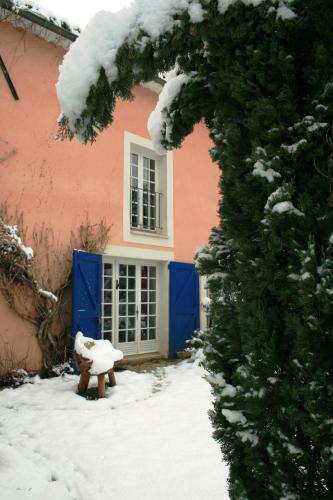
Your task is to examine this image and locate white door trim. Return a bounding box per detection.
[102,256,160,356]
[104,244,174,261]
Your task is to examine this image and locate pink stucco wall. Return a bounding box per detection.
[0,22,219,371]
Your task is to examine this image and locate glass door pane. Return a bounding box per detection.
[142,157,156,230]
[140,265,157,342]
[118,263,137,344]
[102,262,113,342]
[130,153,139,228]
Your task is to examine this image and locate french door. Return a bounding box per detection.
[102,260,158,355]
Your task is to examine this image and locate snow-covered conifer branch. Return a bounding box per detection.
[57,0,203,143]
[57,0,296,146]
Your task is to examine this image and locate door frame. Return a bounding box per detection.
[102,256,159,356]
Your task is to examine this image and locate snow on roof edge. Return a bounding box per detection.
[0,0,164,91]
[0,0,79,48]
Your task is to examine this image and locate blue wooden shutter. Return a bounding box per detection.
[169,261,200,357]
[72,250,102,342]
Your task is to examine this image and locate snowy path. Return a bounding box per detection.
[0,358,229,500]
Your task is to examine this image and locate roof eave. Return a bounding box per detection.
[0,0,77,41]
[0,0,165,89]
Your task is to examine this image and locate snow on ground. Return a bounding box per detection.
[0,357,229,500]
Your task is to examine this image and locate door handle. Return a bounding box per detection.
[136,308,139,319]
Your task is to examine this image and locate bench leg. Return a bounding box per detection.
[78,372,90,393]
[108,369,116,387]
[98,373,106,398]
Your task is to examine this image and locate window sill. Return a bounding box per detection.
[130,227,169,240]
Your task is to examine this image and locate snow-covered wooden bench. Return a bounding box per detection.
[74,332,123,398]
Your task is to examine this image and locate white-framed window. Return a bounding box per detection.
[123,132,174,247]
[130,151,162,231]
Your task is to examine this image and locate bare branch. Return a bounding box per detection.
[0,203,111,374]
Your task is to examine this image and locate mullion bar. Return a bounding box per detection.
[102,263,113,343]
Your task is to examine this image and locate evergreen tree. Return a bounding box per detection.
[57,1,333,497]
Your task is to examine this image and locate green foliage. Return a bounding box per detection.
[62,0,333,497]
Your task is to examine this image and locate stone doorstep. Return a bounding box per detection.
[115,352,166,369]
[114,351,192,372]
[176,351,192,360]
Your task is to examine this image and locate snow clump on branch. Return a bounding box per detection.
[37,288,58,303]
[218,0,295,18]
[56,0,296,143]
[148,73,191,154]
[3,225,34,260]
[56,0,205,134]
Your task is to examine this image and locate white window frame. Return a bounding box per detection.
[123,131,174,247]
[130,151,161,232]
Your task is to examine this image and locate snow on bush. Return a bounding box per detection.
[217,0,295,18]
[222,408,247,425]
[270,201,304,216]
[37,288,58,303]
[0,223,59,303]
[3,224,34,260]
[252,160,281,183]
[202,296,211,307]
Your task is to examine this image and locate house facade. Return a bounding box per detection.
[0,1,219,371]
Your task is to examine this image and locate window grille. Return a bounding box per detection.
[130,152,162,231]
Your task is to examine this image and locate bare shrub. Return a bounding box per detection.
[0,203,110,375]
